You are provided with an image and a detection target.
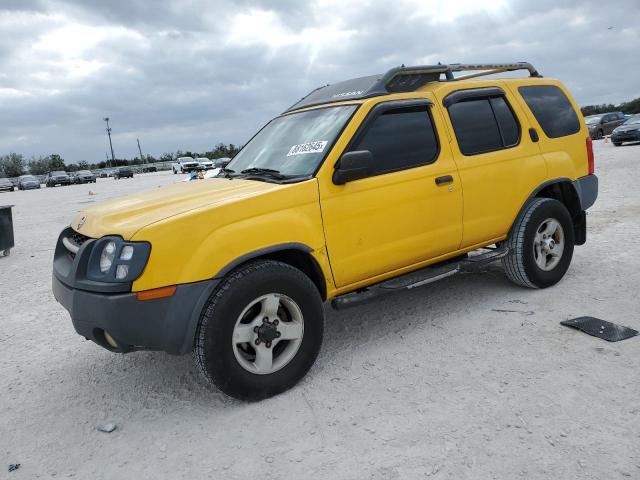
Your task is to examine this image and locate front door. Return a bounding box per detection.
[318,98,463,288]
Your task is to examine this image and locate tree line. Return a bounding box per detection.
[581,97,640,116]
[0,143,241,178]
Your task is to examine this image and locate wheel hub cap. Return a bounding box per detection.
[231,293,304,375]
[533,218,565,271]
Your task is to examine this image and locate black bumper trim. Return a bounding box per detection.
[53,274,218,355]
[573,174,598,211]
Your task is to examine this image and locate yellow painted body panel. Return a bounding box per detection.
[68,76,589,299]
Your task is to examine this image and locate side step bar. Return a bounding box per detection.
[331,246,509,310]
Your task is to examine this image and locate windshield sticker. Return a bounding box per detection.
[287,141,328,157]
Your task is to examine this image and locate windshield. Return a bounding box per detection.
[227,105,357,177]
[78,170,92,175]
[623,115,640,125]
[20,175,36,180]
[51,171,66,175]
[585,116,602,125]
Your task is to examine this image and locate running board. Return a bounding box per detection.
[331,247,509,310]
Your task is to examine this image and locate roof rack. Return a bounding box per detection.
[285,62,541,112]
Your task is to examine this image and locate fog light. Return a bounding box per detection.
[104,331,119,349]
[115,264,129,280]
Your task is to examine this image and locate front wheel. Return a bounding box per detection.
[194,260,324,401]
[503,198,575,288]
[613,142,622,146]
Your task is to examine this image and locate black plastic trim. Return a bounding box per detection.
[53,274,218,355]
[213,242,315,279]
[443,87,505,107]
[573,174,598,211]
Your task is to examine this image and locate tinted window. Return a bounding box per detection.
[351,105,438,174]
[518,85,580,138]
[448,96,520,156]
[490,97,520,147]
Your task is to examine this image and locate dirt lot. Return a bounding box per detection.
[1,142,639,479]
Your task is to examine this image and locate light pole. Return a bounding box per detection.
[137,138,144,163]
[103,117,115,167]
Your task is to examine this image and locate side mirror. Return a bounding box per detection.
[333,150,374,185]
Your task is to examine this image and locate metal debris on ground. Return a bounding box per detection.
[8,464,21,472]
[561,317,639,342]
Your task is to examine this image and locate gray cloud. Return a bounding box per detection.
[0,0,638,163]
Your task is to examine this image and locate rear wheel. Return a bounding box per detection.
[503,198,574,288]
[613,142,622,146]
[194,260,324,401]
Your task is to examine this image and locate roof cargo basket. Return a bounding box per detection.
[286,62,540,112]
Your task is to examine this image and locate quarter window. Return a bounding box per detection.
[448,96,520,155]
[350,105,439,174]
[518,85,581,138]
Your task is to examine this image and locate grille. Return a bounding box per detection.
[64,230,92,259]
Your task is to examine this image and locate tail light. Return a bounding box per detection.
[586,137,595,175]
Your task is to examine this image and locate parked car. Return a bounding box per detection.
[46,171,70,187]
[53,62,598,401]
[611,114,640,146]
[172,157,200,174]
[113,167,134,179]
[141,165,157,173]
[585,111,625,139]
[17,175,41,190]
[197,158,214,170]
[72,170,96,184]
[214,157,231,169]
[0,177,14,192]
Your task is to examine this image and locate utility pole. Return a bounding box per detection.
[137,138,144,163]
[103,117,115,167]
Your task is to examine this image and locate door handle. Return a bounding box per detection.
[435,175,454,185]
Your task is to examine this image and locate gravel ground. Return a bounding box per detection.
[1,141,639,479]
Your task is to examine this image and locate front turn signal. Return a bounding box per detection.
[136,285,177,301]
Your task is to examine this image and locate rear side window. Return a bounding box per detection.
[448,96,520,155]
[518,85,581,138]
[351,105,439,174]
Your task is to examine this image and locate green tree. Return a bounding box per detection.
[0,153,26,177]
[48,154,65,170]
[78,160,90,170]
[27,156,50,175]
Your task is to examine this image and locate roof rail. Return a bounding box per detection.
[285,62,541,112]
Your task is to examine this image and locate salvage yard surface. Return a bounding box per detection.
[1,142,639,479]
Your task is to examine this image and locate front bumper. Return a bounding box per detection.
[52,227,218,354]
[53,274,215,354]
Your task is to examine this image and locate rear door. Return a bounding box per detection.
[434,81,547,248]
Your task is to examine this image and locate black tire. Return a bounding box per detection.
[503,198,575,289]
[194,260,324,401]
[613,142,622,146]
[596,129,603,140]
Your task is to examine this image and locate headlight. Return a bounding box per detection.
[87,236,151,283]
[100,241,116,272]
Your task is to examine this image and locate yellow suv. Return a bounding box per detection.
[53,63,598,400]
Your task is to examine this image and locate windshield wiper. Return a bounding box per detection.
[240,167,289,180]
[218,167,236,179]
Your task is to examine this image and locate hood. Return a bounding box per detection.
[71,178,286,239]
[614,124,640,133]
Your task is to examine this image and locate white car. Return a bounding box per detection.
[197,157,214,170]
[172,156,200,174]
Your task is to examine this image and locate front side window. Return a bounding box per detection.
[518,85,581,138]
[448,96,520,155]
[350,105,439,174]
[228,105,357,177]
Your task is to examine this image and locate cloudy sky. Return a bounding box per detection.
[0,0,638,163]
